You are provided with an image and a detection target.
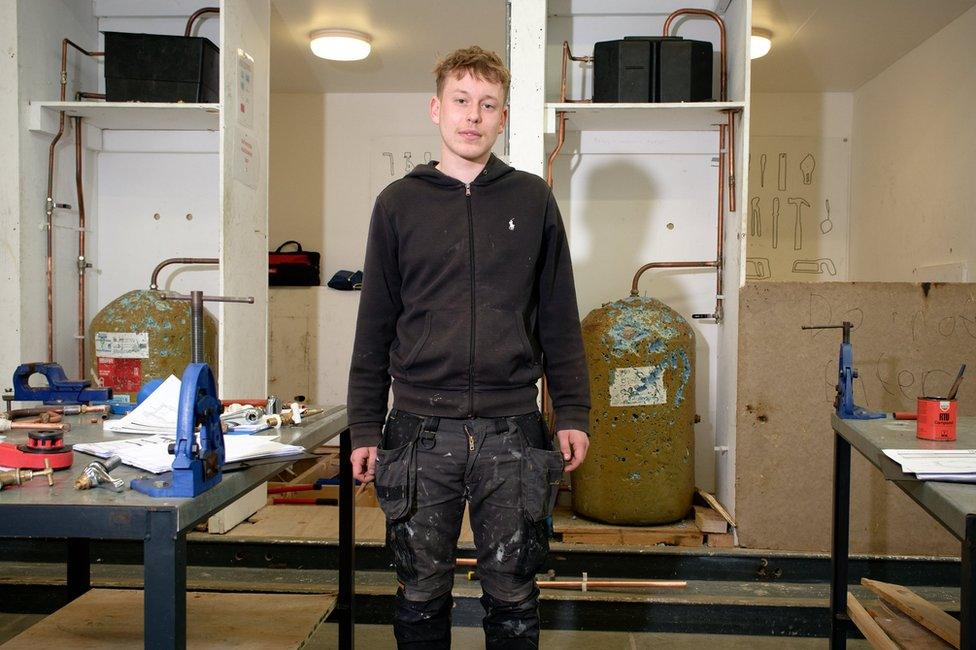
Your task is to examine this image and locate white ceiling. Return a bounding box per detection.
[270,0,507,94]
[269,0,976,95]
[751,0,976,92]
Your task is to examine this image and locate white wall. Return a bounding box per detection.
[0,2,21,374]
[851,5,976,282]
[268,92,437,408]
[747,92,853,281]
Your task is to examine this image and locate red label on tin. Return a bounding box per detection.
[97,357,142,393]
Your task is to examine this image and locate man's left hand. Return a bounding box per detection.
[556,429,589,472]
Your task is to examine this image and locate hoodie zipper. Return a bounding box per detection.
[465,183,475,417]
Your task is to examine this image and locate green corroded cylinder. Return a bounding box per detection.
[573,295,695,524]
[86,290,217,401]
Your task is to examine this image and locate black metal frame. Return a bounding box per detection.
[830,425,974,648]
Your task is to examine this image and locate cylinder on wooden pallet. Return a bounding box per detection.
[86,290,217,401]
[573,295,695,524]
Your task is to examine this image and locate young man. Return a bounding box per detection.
[347,46,590,649]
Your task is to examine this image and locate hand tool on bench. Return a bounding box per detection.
[802,321,885,420]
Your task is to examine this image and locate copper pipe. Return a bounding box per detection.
[560,42,593,103]
[545,112,568,188]
[185,7,220,37]
[663,8,726,102]
[5,405,107,419]
[630,261,719,296]
[539,580,687,590]
[74,116,87,377]
[723,109,741,213]
[46,39,101,363]
[149,257,219,290]
[77,92,105,100]
[2,421,70,432]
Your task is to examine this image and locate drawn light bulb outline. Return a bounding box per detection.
[799,153,816,185]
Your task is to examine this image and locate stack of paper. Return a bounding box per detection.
[103,375,182,435]
[883,449,976,483]
[75,434,305,474]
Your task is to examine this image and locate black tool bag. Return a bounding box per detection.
[269,241,320,286]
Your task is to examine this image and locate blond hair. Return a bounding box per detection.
[433,46,510,102]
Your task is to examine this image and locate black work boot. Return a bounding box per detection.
[393,589,453,649]
[480,587,541,649]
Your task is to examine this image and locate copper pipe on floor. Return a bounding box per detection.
[538,580,687,590]
[149,257,220,290]
[185,7,220,37]
[560,42,593,103]
[663,8,726,101]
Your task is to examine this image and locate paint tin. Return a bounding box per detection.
[916,397,957,441]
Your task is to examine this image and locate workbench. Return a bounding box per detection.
[830,414,974,648]
[0,406,355,650]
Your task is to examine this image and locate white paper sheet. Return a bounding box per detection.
[103,374,182,435]
[75,434,303,474]
[883,449,976,476]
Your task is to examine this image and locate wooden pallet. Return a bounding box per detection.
[552,501,736,548]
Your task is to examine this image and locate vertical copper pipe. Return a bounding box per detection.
[663,9,727,102]
[725,110,736,212]
[545,112,568,188]
[74,117,86,377]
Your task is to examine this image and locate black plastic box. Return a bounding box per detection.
[104,31,219,103]
[594,36,713,103]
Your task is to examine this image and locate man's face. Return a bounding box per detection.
[429,71,507,165]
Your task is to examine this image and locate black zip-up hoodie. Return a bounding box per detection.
[347,154,590,449]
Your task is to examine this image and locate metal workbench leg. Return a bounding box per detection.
[830,432,852,648]
[337,427,355,649]
[144,510,187,650]
[962,515,976,649]
[66,538,90,600]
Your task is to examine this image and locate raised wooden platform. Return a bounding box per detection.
[2,589,336,649]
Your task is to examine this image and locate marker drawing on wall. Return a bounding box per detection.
[745,257,771,280]
[382,152,394,176]
[424,151,432,164]
[778,153,787,191]
[771,197,780,249]
[788,197,810,251]
[749,196,761,237]
[821,198,833,234]
[792,258,837,276]
[799,153,816,185]
[760,153,767,188]
[403,152,414,172]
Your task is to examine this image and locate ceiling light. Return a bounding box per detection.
[750,28,772,60]
[309,29,372,61]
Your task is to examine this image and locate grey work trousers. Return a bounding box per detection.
[374,409,565,603]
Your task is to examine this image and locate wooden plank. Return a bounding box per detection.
[862,579,961,648]
[695,489,736,528]
[706,533,736,548]
[208,483,268,534]
[867,601,955,650]
[3,588,335,649]
[226,502,475,544]
[694,505,728,534]
[847,592,899,650]
[553,506,703,546]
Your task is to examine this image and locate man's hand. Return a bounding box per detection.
[556,429,589,472]
[351,446,378,483]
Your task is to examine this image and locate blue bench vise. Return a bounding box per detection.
[131,363,225,498]
[12,362,112,405]
[802,321,885,420]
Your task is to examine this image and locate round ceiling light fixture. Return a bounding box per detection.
[750,28,772,60]
[309,29,372,61]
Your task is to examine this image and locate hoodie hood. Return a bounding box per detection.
[406,153,515,187]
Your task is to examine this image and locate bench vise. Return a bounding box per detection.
[11,362,111,405]
[802,321,885,420]
[131,363,224,498]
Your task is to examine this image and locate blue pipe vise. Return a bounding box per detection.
[131,363,224,498]
[12,362,112,405]
[802,321,885,420]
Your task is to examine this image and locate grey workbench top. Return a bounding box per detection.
[833,413,976,541]
[0,405,347,537]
